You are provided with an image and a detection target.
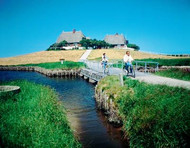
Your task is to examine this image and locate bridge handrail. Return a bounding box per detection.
[84,59,159,74]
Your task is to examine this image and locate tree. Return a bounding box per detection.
[127,43,140,51]
[79,38,112,49]
[57,40,68,47]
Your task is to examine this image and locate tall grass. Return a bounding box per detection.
[97,76,190,147]
[155,68,190,81]
[18,61,85,69]
[0,80,81,148]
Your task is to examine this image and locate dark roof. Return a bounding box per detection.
[104,34,126,45]
[56,31,85,43]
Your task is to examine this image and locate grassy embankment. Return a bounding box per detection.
[19,61,85,70]
[97,76,190,147]
[155,68,190,81]
[0,81,81,148]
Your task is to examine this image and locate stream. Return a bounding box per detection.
[0,71,128,148]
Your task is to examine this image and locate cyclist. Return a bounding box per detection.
[123,51,134,73]
[101,53,108,73]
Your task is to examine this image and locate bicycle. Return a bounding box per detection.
[123,63,135,78]
[102,61,110,75]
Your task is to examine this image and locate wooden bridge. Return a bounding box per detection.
[80,68,105,83]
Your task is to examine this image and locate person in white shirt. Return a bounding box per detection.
[123,51,134,73]
[101,53,108,73]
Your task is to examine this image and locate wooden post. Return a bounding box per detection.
[156,63,159,72]
[136,61,138,71]
[145,62,147,73]
[119,73,124,86]
[60,59,65,64]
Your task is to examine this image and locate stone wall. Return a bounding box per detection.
[0,66,80,77]
[95,85,122,127]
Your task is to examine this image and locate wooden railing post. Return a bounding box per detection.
[119,73,124,86]
[156,63,159,72]
[145,62,147,73]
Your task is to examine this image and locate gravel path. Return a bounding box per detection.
[134,72,190,90]
[85,61,190,90]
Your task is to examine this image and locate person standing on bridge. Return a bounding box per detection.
[101,53,108,73]
[123,51,134,73]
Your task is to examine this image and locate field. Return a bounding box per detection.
[88,49,181,60]
[97,76,190,147]
[19,61,85,69]
[0,50,85,65]
[0,80,81,147]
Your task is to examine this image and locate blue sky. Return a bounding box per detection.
[0,0,190,57]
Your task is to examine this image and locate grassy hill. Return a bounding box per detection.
[0,49,185,65]
[0,50,85,65]
[88,49,183,60]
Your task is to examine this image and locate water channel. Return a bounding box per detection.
[0,71,128,148]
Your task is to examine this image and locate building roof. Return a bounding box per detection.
[104,34,126,45]
[56,30,85,43]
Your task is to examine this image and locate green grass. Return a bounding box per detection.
[135,58,190,66]
[88,57,102,61]
[155,68,190,81]
[0,80,81,148]
[97,76,190,147]
[18,61,85,70]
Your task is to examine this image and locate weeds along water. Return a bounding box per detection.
[0,80,81,147]
[97,75,190,147]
